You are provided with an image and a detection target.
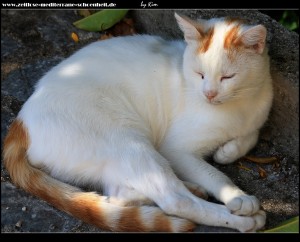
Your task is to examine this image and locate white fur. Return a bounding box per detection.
[18,15,273,232]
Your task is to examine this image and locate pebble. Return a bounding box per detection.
[15,220,22,228]
[22,206,27,211]
[49,224,56,230]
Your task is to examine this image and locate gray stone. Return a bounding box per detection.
[1,10,298,233]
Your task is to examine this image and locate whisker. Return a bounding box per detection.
[183,85,261,105]
[220,86,261,101]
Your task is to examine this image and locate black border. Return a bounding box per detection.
[1,0,299,239]
[1,0,299,9]
[1,231,300,241]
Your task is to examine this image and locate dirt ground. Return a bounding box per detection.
[1,10,299,233]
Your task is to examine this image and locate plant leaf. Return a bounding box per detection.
[237,162,252,171]
[244,156,277,164]
[71,32,79,42]
[73,10,128,32]
[263,216,299,232]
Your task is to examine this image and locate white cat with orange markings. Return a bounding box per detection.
[3,13,273,232]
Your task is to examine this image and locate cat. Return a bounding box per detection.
[3,13,273,232]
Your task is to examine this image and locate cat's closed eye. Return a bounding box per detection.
[196,72,205,79]
[220,74,235,81]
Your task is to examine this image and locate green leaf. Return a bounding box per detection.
[263,216,299,232]
[73,10,128,32]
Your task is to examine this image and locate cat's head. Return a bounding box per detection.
[175,13,270,105]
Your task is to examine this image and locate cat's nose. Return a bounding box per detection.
[204,90,218,101]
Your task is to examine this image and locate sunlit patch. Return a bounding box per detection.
[59,63,82,77]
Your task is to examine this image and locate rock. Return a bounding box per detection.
[15,220,22,228]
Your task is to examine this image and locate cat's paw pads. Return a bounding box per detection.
[226,195,260,216]
[213,140,240,164]
[238,210,267,232]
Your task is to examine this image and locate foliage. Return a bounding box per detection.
[73,10,128,32]
[260,10,299,33]
[279,10,299,32]
[263,216,299,233]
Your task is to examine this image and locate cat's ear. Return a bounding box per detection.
[238,25,267,54]
[175,13,204,43]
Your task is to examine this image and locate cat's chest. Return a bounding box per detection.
[188,107,244,138]
[161,104,250,154]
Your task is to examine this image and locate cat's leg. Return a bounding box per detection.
[183,181,208,200]
[106,134,265,231]
[104,185,155,207]
[163,151,265,218]
[213,131,259,164]
[105,182,207,207]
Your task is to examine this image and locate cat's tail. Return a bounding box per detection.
[3,119,195,232]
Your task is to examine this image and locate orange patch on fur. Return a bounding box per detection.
[3,119,69,211]
[198,27,214,53]
[3,120,29,152]
[180,220,196,232]
[186,186,208,200]
[154,211,195,232]
[117,207,147,231]
[70,192,112,231]
[29,176,70,211]
[153,211,172,231]
[3,120,30,188]
[224,25,244,61]
[224,25,241,50]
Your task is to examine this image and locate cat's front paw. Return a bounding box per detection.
[226,195,260,216]
[237,210,266,232]
[213,140,240,164]
[249,210,267,232]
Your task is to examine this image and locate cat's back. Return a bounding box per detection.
[38,35,184,87]
[18,34,185,170]
[73,34,168,61]
[19,34,185,139]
